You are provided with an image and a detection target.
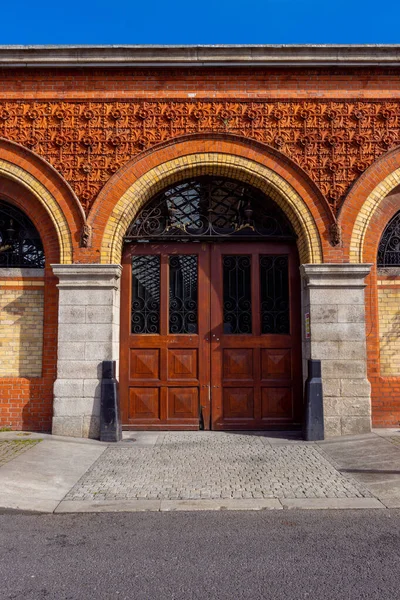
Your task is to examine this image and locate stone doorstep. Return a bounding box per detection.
[53,497,386,513]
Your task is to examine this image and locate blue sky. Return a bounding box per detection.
[2,0,400,45]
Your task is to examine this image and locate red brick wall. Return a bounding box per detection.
[2,67,400,98]
[1,65,400,429]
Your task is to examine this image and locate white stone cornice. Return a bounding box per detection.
[1,45,400,68]
[51,264,122,289]
[301,263,373,288]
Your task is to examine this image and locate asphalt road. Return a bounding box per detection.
[1,510,400,600]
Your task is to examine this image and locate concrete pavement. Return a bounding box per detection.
[0,429,399,513]
[318,429,400,508]
[0,433,105,512]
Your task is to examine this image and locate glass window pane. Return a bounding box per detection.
[377,210,400,266]
[223,255,252,334]
[260,255,290,334]
[131,255,160,334]
[169,255,198,334]
[0,200,45,268]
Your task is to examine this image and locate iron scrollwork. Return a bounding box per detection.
[0,201,45,268]
[125,176,295,241]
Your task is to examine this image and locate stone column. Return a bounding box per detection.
[51,264,122,438]
[301,264,373,438]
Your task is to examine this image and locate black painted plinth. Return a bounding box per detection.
[303,359,325,441]
[100,360,122,443]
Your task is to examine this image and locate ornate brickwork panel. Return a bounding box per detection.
[1,99,400,214]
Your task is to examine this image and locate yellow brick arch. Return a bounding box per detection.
[101,153,323,264]
[0,159,73,264]
[349,167,400,263]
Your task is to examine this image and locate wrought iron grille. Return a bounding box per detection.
[260,255,290,334]
[378,211,400,267]
[223,255,252,334]
[131,255,160,334]
[125,176,295,241]
[169,255,198,334]
[0,201,45,268]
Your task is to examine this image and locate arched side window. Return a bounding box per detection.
[378,210,400,267]
[0,200,45,268]
[125,176,295,241]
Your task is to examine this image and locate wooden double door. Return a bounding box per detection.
[120,242,303,430]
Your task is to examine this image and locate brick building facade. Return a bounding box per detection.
[1,45,400,437]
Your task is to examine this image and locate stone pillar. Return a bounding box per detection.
[301,264,373,438]
[51,264,122,438]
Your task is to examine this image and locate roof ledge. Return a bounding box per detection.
[1,45,400,68]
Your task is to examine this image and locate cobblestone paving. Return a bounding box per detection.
[66,432,372,501]
[0,440,40,466]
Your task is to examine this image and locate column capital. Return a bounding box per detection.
[301,263,373,289]
[51,264,122,289]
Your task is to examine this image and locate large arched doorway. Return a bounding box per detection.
[120,176,303,430]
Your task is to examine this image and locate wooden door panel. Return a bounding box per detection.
[168,349,198,380]
[211,242,302,430]
[261,348,292,380]
[130,349,160,380]
[120,244,210,430]
[223,349,254,380]
[223,388,254,419]
[129,387,161,421]
[261,387,293,420]
[167,388,199,420]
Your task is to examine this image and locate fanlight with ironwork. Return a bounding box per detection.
[378,211,400,267]
[0,201,45,268]
[125,176,295,241]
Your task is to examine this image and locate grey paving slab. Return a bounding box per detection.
[318,434,400,504]
[0,439,40,466]
[380,497,400,508]
[65,432,372,504]
[373,428,400,437]
[0,431,105,445]
[0,439,105,512]
[118,431,163,447]
[362,482,400,499]
[56,498,282,512]
[341,471,400,484]
[56,499,162,513]
[160,499,282,511]
[281,498,385,510]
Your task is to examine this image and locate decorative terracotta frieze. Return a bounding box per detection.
[1,99,399,214]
